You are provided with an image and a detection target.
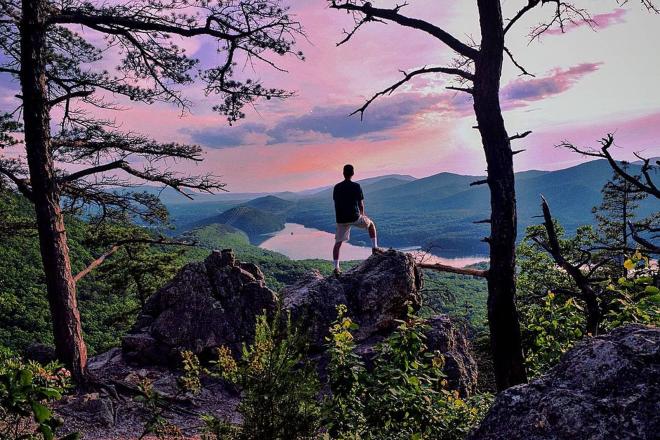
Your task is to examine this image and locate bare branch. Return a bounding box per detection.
[418,262,488,278]
[73,237,197,282]
[504,46,535,77]
[538,196,602,334]
[509,130,533,141]
[559,134,659,198]
[329,1,479,59]
[348,65,473,119]
[504,0,541,35]
[628,221,660,254]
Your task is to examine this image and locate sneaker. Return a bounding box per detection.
[372,247,385,255]
[333,268,342,276]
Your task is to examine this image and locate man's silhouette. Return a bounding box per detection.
[332,164,379,274]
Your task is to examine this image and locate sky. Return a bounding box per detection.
[3,0,660,193]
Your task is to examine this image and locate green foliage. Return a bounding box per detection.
[0,190,186,355]
[0,348,78,440]
[206,311,321,440]
[520,292,585,378]
[602,252,659,330]
[518,220,659,378]
[420,270,487,331]
[324,305,490,440]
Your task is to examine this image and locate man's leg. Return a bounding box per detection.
[368,221,378,250]
[333,241,342,273]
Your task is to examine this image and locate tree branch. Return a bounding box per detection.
[539,196,601,334]
[73,237,197,283]
[329,1,479,59]
[559,134,659,198]
[418,262,488,278]
[504,0,541,35]
[349,65,473,119]
[504,46,535,77]
[0,162,33,201]
[509,130,533,141]
[628,221,660,254]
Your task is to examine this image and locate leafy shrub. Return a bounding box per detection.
[0,348,77,440]
[520,292,585,378]
[602,251,659,330]
[324,305,491,440]
[205,311,321,440]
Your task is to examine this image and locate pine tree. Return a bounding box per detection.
[593,167,650,276]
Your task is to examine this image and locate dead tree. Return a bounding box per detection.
[534,197,602,334]
[327,0,657,391]
[560,134,660,199]
[0,0,303,380]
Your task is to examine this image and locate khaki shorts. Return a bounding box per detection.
[335,215,373,243]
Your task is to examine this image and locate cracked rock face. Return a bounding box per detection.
[282,249,423,349]
[469,325,660,440]
[122,249,277,365]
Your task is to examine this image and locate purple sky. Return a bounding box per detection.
[3,0,660,192]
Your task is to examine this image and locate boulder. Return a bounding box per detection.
[425,315,478,396]
[282,249,423,348]
[469,325,660,440]
[122,249,278,365]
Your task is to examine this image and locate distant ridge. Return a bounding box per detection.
[166,159,657,254]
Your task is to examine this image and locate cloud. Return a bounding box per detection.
[184,93,448,148]
[546,8,627,35]
[267,93,440,144]
[183,122,268,148]
[502,62,602,105]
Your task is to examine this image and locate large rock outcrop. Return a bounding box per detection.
[123,249,277,364]
[282,249,423,348]
[121,249,477,395]
[469,325,660,440]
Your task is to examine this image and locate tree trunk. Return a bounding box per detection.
[20,0,88,380]
[474,0,527,391]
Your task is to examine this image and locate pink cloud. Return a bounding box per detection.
[501,62,602,107]
[513,110,660,172]
[546,8,628,35]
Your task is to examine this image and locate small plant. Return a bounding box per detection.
[135,377,185,440]
[207,311,321,440]
[179,350,202,395]
[0,348,78,440]
[521,292,585,378]
[603,251,659,330]
[324,305,491,440]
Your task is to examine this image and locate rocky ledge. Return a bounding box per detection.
[469,324,660,440]
[121,249,478,395]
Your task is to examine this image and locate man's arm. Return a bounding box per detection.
[358,185,365,215]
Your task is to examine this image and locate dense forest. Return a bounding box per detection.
[0,0,659,439]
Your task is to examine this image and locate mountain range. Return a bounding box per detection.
[167,160,658,255]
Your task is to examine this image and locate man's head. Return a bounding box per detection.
[343,164,355,180]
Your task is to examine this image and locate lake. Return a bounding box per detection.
[259,223,488,268]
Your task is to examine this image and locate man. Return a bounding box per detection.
[332,164,379,275]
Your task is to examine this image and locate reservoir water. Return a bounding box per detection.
[259,223,488,268]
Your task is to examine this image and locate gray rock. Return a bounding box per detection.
[122,249,278,365]
[425,315,478,396]
[282,249,423,348]
[468,324,660,440]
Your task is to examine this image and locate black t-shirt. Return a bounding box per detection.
[333,180,364,223]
